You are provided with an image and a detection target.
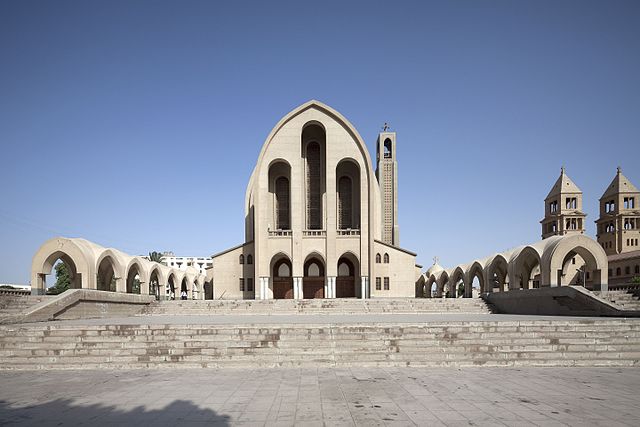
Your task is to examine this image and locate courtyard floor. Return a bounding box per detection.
[0,367,638,426]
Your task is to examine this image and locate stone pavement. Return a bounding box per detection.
[0,368,639,426]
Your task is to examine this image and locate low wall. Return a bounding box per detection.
[484,286,640,317]
[19,289,155,323]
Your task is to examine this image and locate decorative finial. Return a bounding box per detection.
[433,256,439,265]
[382,122,390,132]
[561,166,565,174]
[617,166,622,174]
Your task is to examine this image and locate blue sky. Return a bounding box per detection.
[1,1,639,284]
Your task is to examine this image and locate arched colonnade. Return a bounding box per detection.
[418,235,608,298]
[31,237,207,299]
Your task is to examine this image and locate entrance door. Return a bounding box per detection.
[336,277,356,298]
[303,277,324,299]
[273,278,293,299]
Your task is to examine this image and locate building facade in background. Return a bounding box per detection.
[210,100,420,300]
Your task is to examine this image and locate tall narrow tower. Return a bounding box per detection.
[541,167,587,239]
[596,167,640,255]
[376,130,399,246]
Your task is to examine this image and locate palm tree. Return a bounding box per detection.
[148,251,163,263]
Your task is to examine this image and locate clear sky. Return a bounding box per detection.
[1,1,639,284]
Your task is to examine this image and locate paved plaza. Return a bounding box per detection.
[0,367,639,426]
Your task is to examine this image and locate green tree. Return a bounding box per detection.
[457,282,465,297]
[148,251,163,263]
[47,262,71,295]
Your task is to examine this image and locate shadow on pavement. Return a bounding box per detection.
[0,398,231,425]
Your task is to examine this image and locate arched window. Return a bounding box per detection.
[338,176,352,229]
[239,254,244,265]
[616,267,621,276]
[338,261,351,277]
[247,254,253,265]
[383,253,389,264]
[375,253,381,263]
[383,138,392,158]
[306,141,322,229]
[275,176,290,230]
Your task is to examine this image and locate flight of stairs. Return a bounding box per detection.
[1,319,638,369]
[141,298,494,316]
[0,295,51,323]
[596,290,640,311]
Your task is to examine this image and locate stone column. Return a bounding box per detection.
[295,277,303,299]
[324,278,329,299]
[141,280,149,297]
[328,277,336,299]
[258,277,268,300]
[293,277,302,299]
[360,276,369,299]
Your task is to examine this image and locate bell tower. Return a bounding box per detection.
[376,126,399,246]
[541,167,586,239]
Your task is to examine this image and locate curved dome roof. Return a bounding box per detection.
[425,262,444,277]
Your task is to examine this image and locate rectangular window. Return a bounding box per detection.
[239,278,244,292]
[384,277,390,290]
[375,277,381,290]
[247,278,253,292]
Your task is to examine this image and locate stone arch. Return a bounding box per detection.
[95,249,126,292]
[148,264,166,299]
[124,257,149,294]
[466,261,486,296]
[303,252,326,299]
[337,251,360,298]
[485,254,509,293]
[302,122,326,230]
[30,237,95,295]
[436,271,450,298]
[449,266,465,298]
[542,235,608,288]
[271,252,293,299]
[425,274,438,298]
[336,158,361,230]
[268,159,292,231]
[415,274,426,298]
[509,246,542,290]
[167,271,179,298]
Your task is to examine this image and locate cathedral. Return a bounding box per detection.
[209,100,421,299]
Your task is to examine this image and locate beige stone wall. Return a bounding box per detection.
[608,255,640,285]
[211,243,255,299]
[371,241,416,298]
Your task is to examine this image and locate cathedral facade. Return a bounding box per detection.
[209,100,421,299]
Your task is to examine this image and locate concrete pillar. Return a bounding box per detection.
[328,277,336,299]
[295,277,303,299]
[324,278,329,299]
[140,280,149,296]
[259,277,269,300]
[293,277,302,299]
[360,276,369,299]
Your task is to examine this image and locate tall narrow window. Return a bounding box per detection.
[375,253,381,263]
[384,277,390,290]
[275,177,290,229]
[247,254,253,265]
[376,277,381,290]
[338,176,352,229]
[239,278,245,291]
[306,142,322,229]
[239,254,244,265]
[247,278,253,292]
[383,253,389,264]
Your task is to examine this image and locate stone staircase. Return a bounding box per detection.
[141,298,494,316]
[1,319,638,369]
[0,295,51,323]
[596,290,640,311]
